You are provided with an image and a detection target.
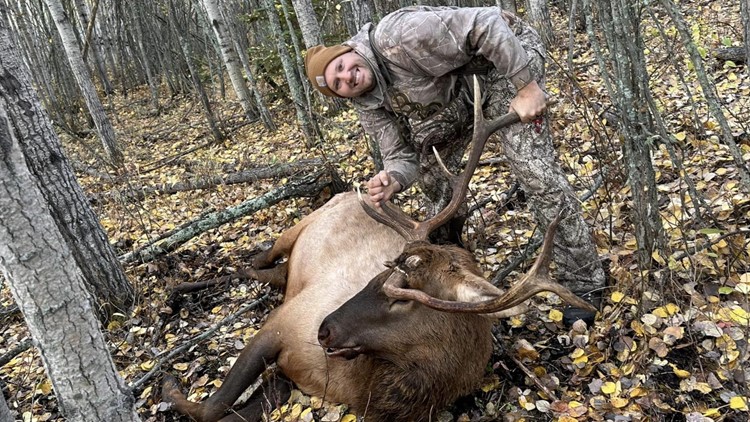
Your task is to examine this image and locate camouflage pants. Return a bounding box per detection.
[409,18,605,293]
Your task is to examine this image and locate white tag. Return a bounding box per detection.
[315,76,327,87]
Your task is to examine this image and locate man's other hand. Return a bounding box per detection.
[366,170,401,207]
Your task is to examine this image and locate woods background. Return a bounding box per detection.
[0,0,748,421]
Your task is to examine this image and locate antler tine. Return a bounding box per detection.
[432,146,455,178]
[525,208,564,279]
[357,188,421,242]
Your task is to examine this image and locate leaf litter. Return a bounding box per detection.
[1,4,749,422]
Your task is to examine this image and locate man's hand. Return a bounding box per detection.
[366,170,401,207]
[509,80,547,123]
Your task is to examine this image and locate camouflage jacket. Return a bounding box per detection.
[344,6,533,189]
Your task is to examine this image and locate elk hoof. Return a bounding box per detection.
[562,290,602,327]
[161,374,184,403]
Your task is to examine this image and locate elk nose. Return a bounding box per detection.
[317,320,332,346]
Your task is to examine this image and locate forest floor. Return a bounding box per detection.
[2,3,750,422]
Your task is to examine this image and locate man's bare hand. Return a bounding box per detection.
[509,80,547,123]
[366,170,401,207]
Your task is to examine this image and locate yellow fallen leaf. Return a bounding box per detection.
[611,397,629,408]
[549,309,563,322]
[341,415,358,422]
[570,348,585,359]
[653,307,669,318]
[611,291,625,303]
[601,382,617,395]
[173,362,189,371]
[289,404,302,419]
[727,306,749,325]
[629,386,648,398]
[140,360,155,371]
[702,408,721,417]
[730,396,748,411]
[665,303,680,315]
[36,380,53,395]
[670,364,691,378]
[310,396,324,409]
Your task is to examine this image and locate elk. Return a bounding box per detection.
[161,78,596,422]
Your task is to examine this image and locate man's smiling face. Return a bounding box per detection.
[323,51,375,98]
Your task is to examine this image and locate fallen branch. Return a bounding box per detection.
[0,305,19,319]
[119,170,331,265]
[0,339,32,368]
[674,229,750,261]
[129,293,270,392]
[99,157,331,203]
[713,46,745,64]
[509,354,559,402]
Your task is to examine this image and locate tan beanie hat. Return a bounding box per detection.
[305,45,353,97]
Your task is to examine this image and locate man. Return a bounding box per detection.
[304,6,605,322]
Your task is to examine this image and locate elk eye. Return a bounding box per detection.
[389,299,411,309]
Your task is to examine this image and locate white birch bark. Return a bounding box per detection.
[290,0,323,47]
[201,0,258,122]
[526,0,554,47]
[42,0,124,166]
[0,108,140,422]
[0,11,135,318]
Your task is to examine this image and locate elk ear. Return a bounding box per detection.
[455,271,502,303]
[455,271,529,319]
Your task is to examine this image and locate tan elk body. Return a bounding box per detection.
[162,79,595,421]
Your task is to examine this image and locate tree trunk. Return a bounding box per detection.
[586,0,664,266]
[498,0,517,14]
[741,0,750,69]
[261,0,319,145]
[0,389,12,422]
[291,0,323,47]
[201,0,259,122]
[342,0,374,37]
[0,108,140,422]
[525,0,554,47]
[168,0,225,142]
[0,16,135,320]
[131,3,160,112]
[42,0,124,167]
[120,170,331,264]
[659,0,750,192]
[72,0,113,95]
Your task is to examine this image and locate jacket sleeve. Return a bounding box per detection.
[383,7,533,89]
[357,107,419,190]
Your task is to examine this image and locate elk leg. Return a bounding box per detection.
[162,329,281,422]
[218,372,293,422]
[249,262,288,290]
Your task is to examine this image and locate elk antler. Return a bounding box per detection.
[382,211,598,314]
[359,76,523,242]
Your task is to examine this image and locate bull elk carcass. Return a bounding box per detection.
[161,78,596,422]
